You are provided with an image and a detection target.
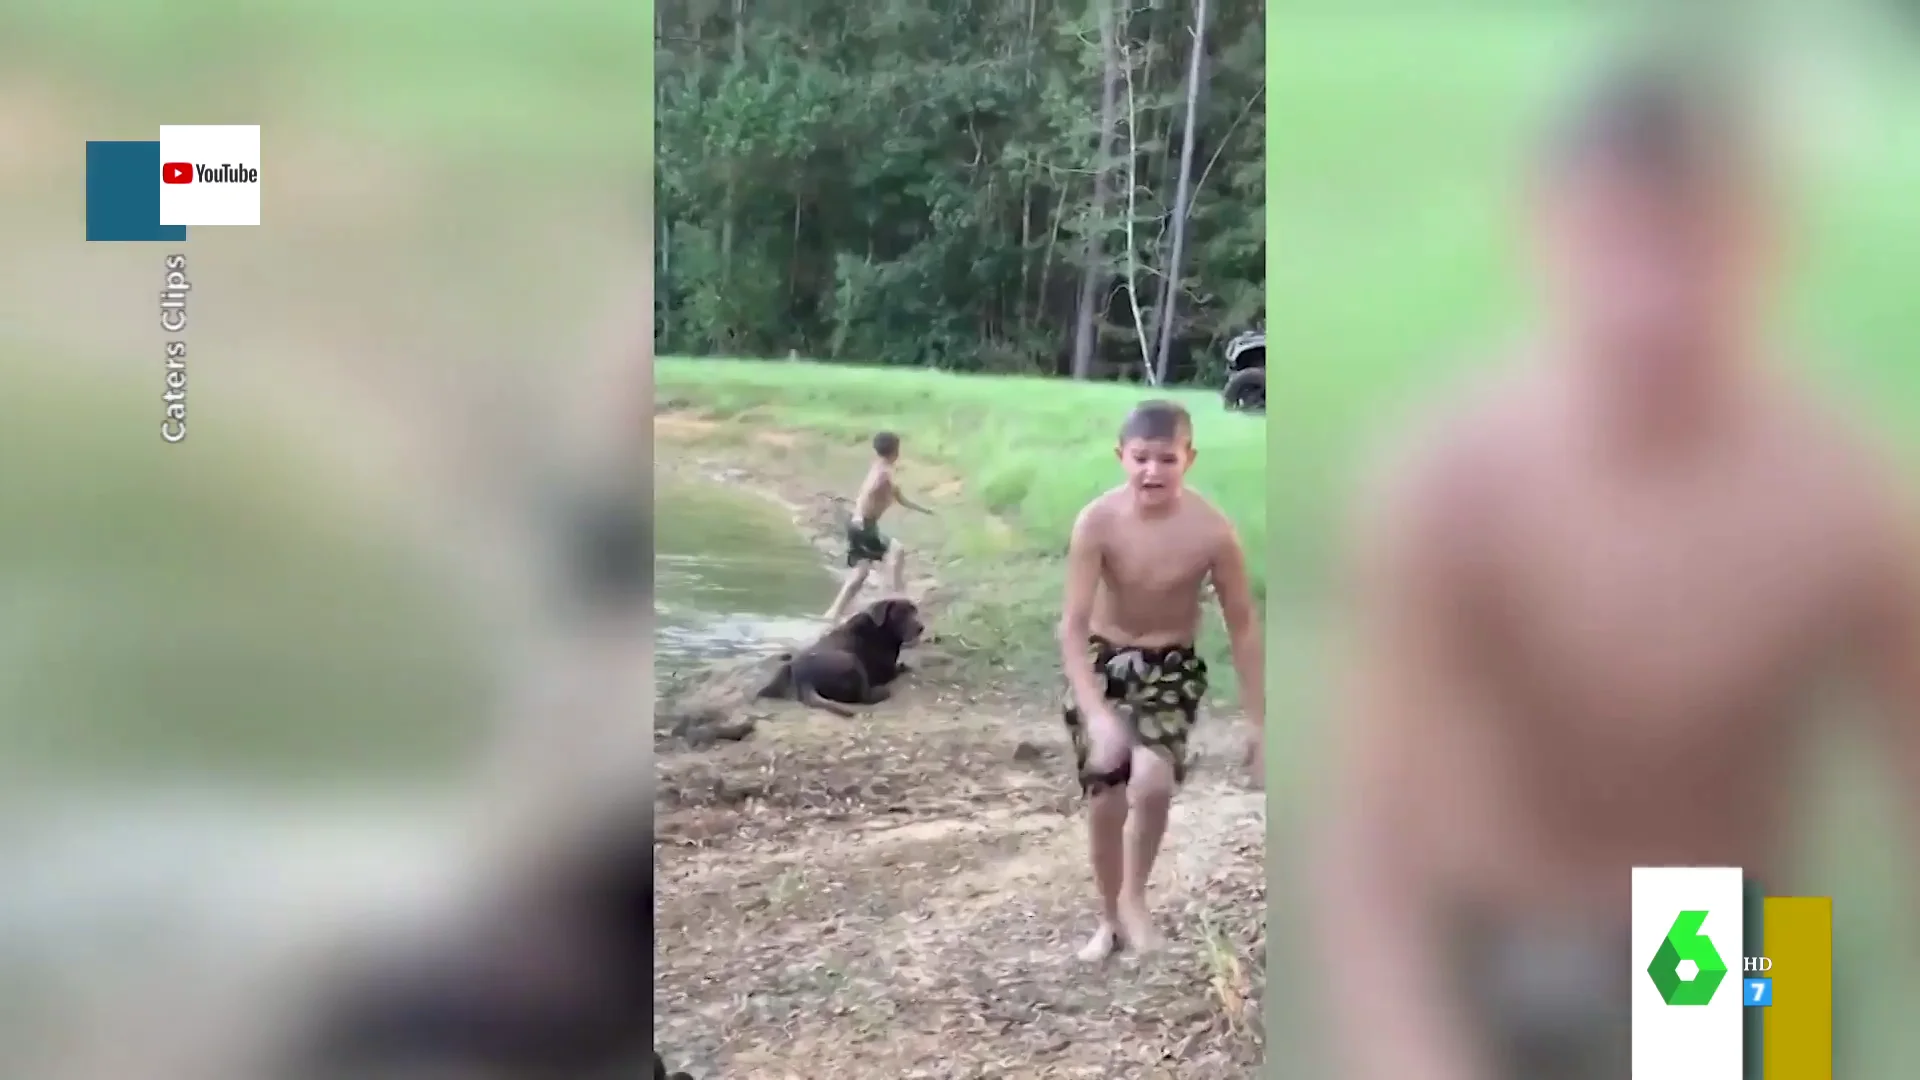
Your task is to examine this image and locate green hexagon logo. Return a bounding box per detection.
[1647,909,1728,1005]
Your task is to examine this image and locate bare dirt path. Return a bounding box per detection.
[654,415,1267,1078]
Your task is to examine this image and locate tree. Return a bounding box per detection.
[653,0,1264,381]
[1070,0,1121,380]
[1153,0,1208,385]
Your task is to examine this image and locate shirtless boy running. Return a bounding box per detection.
[823,431,933,624]
[1316,63,1920,1078]
[1060,400,1266,959]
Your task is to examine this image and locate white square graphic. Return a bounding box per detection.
[1631,866,1746,1080]
[158,125,261,227]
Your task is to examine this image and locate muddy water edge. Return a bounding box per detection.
[654,475,834,679]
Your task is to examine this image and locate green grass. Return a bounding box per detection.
[0,0,649,172]
[0,348,491,790]
[0,2,637,791]
[1266,7,1920,1071]
[657,357,1268,697]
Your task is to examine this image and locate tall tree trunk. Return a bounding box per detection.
[1037,184,1067,320]
[1118,19,1156,385]
[787,194,803,319]
[655,2,671,348]
[659,218,671,345]
[1016,0,1040,331]
[1152,0,1209,384]
[1070,0,1120,380]
[720,0,745,292]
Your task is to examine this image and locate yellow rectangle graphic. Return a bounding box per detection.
[1761,896,1832,1079]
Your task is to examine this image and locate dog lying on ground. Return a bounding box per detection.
[757,597,922,716]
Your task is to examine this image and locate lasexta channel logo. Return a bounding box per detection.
[1647,909,1729,1005]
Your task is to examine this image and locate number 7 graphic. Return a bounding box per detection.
[1743,977,1773,1007]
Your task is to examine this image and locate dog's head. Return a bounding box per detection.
[851,597,923,646]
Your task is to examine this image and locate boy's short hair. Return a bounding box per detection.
[1119,400,1193,444]
[872,431,901,458]
[1540,55,1760,192]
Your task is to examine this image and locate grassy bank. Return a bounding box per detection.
[0,0,642,790]
[0,346,492,789]
[0,0,646,173]
[0,0,642,795]
[656,357,1267,697]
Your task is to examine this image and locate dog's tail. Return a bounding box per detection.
[794,681,858,718]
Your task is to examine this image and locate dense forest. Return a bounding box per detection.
[654,0,1266,383]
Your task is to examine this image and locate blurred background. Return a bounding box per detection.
[1266,3,1920,1074]
[0,2,646,1075]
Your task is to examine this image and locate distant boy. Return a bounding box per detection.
[822,431,933,624]
[1060,400,1266,958]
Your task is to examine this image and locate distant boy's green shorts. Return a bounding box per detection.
[845,518,890,566]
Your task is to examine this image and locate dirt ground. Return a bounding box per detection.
[654,413,1268,1078]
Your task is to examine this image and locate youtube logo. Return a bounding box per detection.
[155,126,262,228]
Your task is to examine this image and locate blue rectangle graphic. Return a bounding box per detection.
[86,141,187,242]
[1744,978,1773,1007]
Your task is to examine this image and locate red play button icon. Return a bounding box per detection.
[162,162,193,184]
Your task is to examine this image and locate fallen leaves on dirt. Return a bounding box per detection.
[657,696,1265,1077]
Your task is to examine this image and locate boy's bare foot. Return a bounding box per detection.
[1117,898,1161,953]
[1075,922,1123,962]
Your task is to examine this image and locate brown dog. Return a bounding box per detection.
[758,598,923,716]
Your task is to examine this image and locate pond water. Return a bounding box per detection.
[0,371,502,1066]
[654,477,835,669]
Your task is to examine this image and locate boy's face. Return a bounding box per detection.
[1531,160,1777,402]
[1118,435,1194,508]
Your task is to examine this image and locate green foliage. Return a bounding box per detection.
[658,357,1266,690]
[656,0,1266,378]
[2,0,649,170]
